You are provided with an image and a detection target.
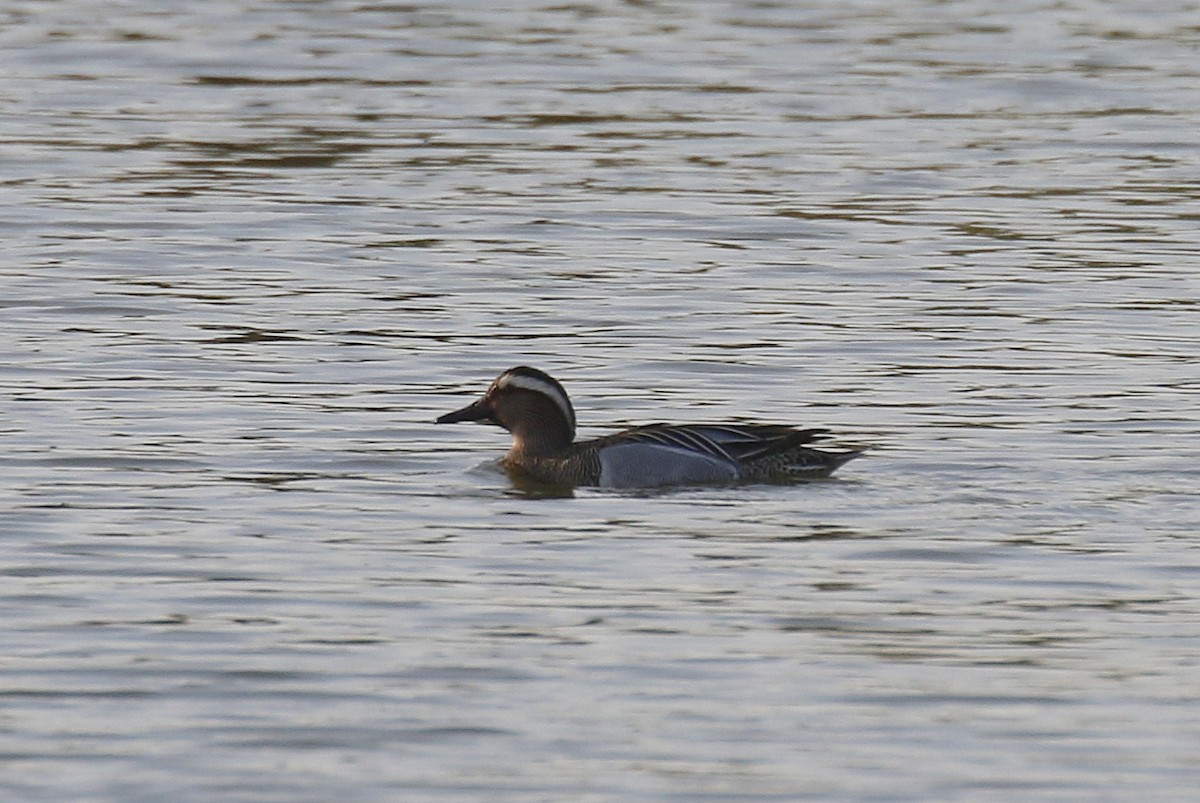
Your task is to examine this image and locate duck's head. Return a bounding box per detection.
[436,366,576,456]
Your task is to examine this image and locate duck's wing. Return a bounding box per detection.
[615,424,830,464]
[587,424,833,488]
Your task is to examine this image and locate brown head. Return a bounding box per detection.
[435,366,577,457]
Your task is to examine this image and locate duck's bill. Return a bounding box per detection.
[435,398,492,424]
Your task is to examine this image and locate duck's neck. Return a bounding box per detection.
[509,422,574,459]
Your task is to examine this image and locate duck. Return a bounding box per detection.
[435,366,862,489]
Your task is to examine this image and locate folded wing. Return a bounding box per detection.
[596,424,831,488]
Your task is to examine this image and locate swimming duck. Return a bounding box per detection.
[436,366,861,489]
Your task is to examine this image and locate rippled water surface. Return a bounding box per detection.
[3,1,1199,800]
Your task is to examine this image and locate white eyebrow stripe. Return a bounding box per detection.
[498,373,575,428]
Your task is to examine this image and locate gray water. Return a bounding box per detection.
[3,1,1199,800]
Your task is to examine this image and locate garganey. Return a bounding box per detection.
[436,366,862,489]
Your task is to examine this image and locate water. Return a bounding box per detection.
[3,1,1199,800]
